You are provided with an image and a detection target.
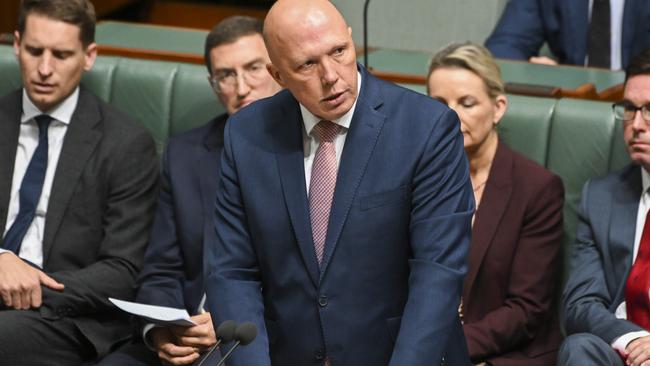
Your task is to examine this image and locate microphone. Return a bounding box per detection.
[363,0,371,69]
[215,322,258,366]
[196,320,237,366]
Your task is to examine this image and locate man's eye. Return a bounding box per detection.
[26,47,43,56]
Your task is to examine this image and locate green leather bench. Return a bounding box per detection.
[0,45,224,153]
[500,95,630,278]
[0,45,630,280]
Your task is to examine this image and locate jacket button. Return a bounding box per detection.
[318,295,328,307]
[315,349,325,361]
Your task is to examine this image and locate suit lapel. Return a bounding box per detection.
[275,98,320,287]
[0,90,22,233]
[319,69,386,278]
[463,141,513,297]
[43,89,102,264]
[609,165,642,304]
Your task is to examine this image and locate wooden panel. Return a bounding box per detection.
[93,0,141,17]
[147,1,267,30]
[0,0,20,34]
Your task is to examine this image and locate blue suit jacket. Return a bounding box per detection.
[205,66,474,365]
[135,115,226,313]
[485,0,650,68]
[562,164,645,343]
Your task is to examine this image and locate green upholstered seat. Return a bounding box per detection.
[96,21,207,56]
[499,94,557,166]
[0,45,226,154]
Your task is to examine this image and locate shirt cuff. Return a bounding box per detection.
[612,331,650,356]
[142,323,160,351]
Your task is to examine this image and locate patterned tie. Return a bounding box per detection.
[3,115,51,254]
[625,207,650,330]
[309,120,340,266]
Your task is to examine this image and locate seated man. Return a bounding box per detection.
[559,48,650,365]
[96,16,280,366]
[0,0,158,365]
[485,0,650,69]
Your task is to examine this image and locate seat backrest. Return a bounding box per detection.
[0,45,224,153]
[500,95,630,281]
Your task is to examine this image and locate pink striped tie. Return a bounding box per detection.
[309,120,341,266]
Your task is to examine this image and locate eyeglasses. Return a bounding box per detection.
[208,61,268,93]
[612,101,650,124]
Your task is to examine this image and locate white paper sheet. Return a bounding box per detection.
[109,298,197,327]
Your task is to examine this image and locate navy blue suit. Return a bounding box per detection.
[204,66,474,366]
[96,115,226,366]
[485,0,650,68]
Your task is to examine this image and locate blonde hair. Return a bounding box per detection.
[428,42,505,99]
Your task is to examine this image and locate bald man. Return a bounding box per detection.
[204,1,474,365]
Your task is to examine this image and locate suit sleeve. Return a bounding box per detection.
[562,180,643,343]
[134,142,188,310]
[204,121,270,366]
[389,108,474,365]
[485,0,547,61]
[464,174,564,361]
[40,128,159,318]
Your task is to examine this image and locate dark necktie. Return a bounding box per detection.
[2,115,52,254]
[625,207,650,330]
[587,0,611,68]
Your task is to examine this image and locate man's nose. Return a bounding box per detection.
[37,53,53,77]
[320,58,339,86]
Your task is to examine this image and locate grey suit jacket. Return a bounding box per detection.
[562,164,645,343]
[0,88,159,358]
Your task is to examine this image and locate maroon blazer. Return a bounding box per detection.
[463,141,564,365]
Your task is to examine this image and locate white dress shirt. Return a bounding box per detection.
[612,168,650,353]
[301,72,362,193]
[588,0,625,69]
[1,88,78,268]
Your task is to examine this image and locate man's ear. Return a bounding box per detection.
[13,31,21,58]
[266,63,285,88]
[83,42,97,71]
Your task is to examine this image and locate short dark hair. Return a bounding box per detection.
[626,48,650,82]
[18,0,96,48]
[204,16,264,75]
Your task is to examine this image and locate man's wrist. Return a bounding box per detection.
[612,330,650,355]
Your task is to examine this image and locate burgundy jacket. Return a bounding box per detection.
[463,141,564,365]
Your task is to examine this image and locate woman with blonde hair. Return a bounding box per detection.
[427,42,564,365]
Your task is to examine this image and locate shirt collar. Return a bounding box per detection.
[642,167,650,197]
[300,71,362,137]
[21,87,79,125]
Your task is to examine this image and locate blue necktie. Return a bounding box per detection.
[3,115,52,254]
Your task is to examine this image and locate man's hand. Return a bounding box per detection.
[0,252,64,309]
[529,56,558,66]
[151,313,216,366]
[173,312,217,351]
[151,327,200,366]
[626,336,650,366]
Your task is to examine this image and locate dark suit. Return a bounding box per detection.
[204,66,474,366]
[485,0,650,68]
[0,88,159,364]
[96,115,227,366]
[463,142,563,365]
[559,165,646,364]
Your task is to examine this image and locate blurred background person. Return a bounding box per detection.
[95,15,280,366]
[485,0,650,69]
[427,42,564,366]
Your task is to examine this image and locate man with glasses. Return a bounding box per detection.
[96,16,280,366]
[558,48,650,366]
